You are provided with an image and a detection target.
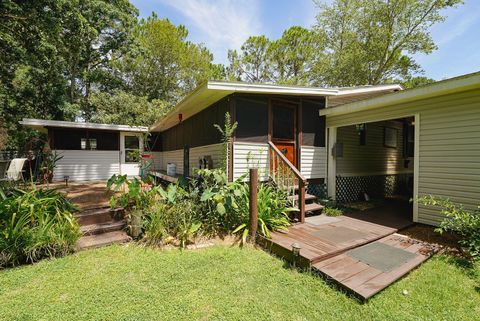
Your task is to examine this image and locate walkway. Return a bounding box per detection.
[262,202,437,300]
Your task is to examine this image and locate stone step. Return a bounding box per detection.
[76,231,131,250]
[305,202,325,213]
[80,220,126,236]
[75,207,124,226]
[288,193,317,202]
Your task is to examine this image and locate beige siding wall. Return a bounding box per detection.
[327,89,480,225]
[336,121,413,176]
[300,146,327,179]
[233,142,269,180]
[53,150,120,181]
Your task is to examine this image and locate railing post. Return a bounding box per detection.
[249,168,258,242]
[298,180,305,223]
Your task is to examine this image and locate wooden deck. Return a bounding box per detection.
[262,203,437,300]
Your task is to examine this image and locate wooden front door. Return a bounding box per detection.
[271,101,297,166]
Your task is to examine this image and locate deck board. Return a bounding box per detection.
[265,204,436,300]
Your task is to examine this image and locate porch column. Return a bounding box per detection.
[327,126,337,200]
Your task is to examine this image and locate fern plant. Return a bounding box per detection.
[214,112,238,174]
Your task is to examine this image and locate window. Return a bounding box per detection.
[89,139,97,150]
[404,122,414,157]
[356,124,366,145]
[384,127,398,148]
[124,136,140,163]
[272,104,295,140]
[81,138,87,150]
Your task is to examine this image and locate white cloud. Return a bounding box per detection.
[157,0,262,64]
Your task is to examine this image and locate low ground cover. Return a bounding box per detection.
[0,245,478,320]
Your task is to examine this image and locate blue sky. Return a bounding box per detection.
[131,0,480,80]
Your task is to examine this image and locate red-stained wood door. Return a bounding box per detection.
[271,101,297,166]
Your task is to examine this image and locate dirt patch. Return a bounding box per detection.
[38,181,115,210]
[398,224,463,256]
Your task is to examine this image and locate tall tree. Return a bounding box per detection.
[268,26,321,85]
[0,0,138,148]
[312,0,462,86]
[115,15,221,104]
[227,35,272,83]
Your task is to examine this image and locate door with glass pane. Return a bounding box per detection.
[271,101,297,166]
[120,132,143,176]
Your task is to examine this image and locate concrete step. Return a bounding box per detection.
[288,193,317,202]
[305,202,325,213]
[80,220,126,236]
[76,231,131,250]
[75,207,124,226]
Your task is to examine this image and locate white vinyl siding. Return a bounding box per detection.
[53,150,120,182]
[232,142,269,180]
[300,146,327,179]
[336,121,413,176]
[327,88,480,225]
[155,143,224,175]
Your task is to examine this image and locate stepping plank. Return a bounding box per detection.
[312,234,436,300]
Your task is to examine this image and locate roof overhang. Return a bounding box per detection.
[320,71,480,118]
[19,118,148,133]
[150,81,402,132]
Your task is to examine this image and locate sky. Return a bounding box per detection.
[130,0,480,80]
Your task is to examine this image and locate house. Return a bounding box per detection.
[322,71,480,226]
[19,119,148,181]
[20,71,480,226]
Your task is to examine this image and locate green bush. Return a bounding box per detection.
[419,196,480,258]
[0,186,81,268]
[324,207,344,217]
[108,169,295,247]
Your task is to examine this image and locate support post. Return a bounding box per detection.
[249,168,258,242]
[298,180,305,223]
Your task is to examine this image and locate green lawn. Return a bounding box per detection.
[0,245,478,321]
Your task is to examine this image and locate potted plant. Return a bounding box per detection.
[40,147,63,183]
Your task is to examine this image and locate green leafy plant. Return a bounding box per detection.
[324,207,344,217]
[40,150,64,183]
[419,196,480,258]
[234,183,295,244]
[0,186,80,268]
[214,112,238,173]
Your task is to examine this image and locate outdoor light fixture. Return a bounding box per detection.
[292,243,301,257]
[178,113,183,122]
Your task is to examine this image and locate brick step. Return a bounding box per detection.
[76,231,131,250]
[75,207,124,226]
[80,220,126,236]
[305,203,325,213]
[288,193,317,202]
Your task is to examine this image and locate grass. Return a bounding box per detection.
[0,245,478,321]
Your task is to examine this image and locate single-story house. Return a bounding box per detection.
[19,119,148,181]
[20,71,480,226]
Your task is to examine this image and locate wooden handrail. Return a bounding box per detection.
[268,141,306,223]
[267,142,306,183]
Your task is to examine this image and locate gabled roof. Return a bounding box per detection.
[150,81,402,132]
[319,71,480,117]
[20,118,148,133]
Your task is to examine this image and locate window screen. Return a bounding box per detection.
[235,96,268,143]
[301,99,326,147]
[272,104,295,140]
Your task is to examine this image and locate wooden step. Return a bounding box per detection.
[80,220,126,236]
[305,203,325,213]
[76,231,131,250]
[288,193,317,202]
[75,207,123,225]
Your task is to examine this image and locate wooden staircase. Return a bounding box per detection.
[75,207,131,250]
[268,142,324,222]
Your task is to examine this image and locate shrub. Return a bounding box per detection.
[419,196,480,258]
[234,183,294,243]
[0,186,81,268]
[324,207,344,217]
